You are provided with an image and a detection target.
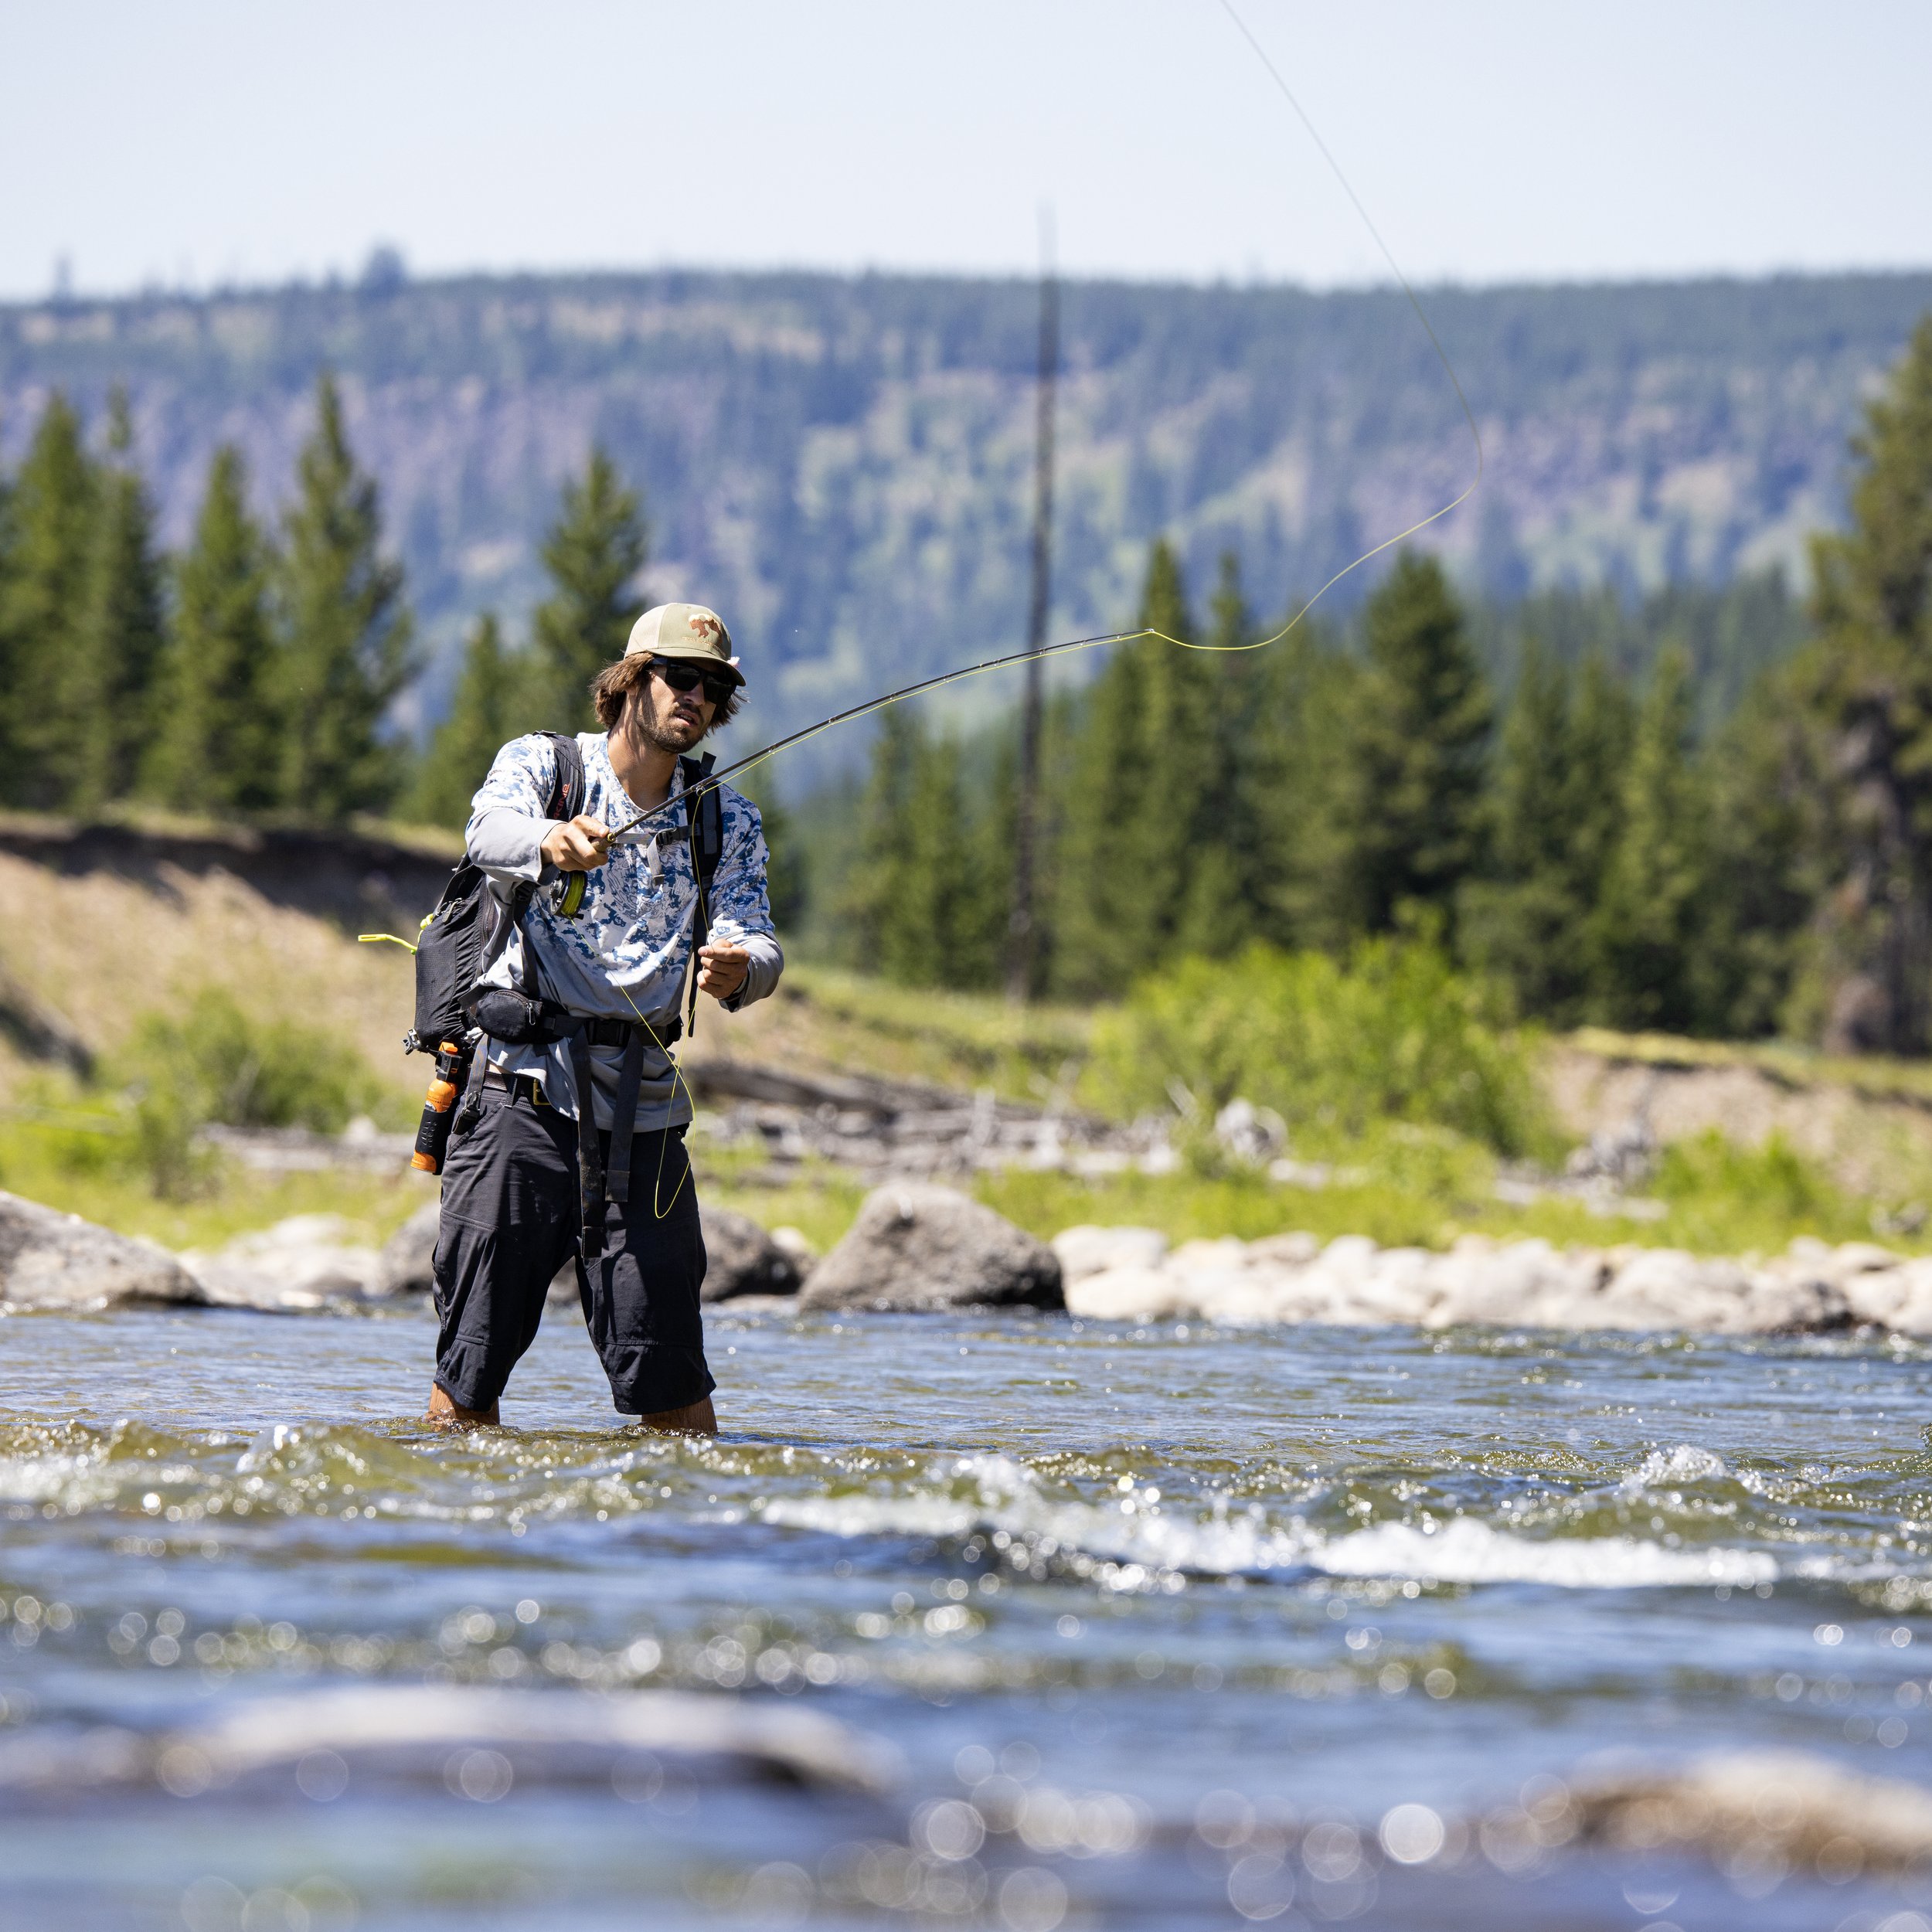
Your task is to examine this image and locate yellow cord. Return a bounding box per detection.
[358,933,420,953]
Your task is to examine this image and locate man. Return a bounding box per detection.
[427,602,782,1433]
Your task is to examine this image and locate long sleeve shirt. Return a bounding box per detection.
[464,730,783,1131]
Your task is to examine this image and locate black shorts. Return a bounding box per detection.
[430,1083,715,1416]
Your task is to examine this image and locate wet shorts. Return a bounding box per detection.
[430,1081,715,1417]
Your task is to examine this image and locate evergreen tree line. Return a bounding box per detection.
[832,317,1932,1056]
[0,378,411,816]
[0,379,655,825]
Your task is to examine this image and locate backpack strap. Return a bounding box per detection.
[542,730,586,823]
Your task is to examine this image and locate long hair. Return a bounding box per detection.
[590,655,743,732]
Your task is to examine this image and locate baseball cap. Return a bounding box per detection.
[623,603,744,686]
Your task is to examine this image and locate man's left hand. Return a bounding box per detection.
[697,944,750,1002]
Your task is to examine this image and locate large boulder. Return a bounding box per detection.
[700,1205,803,1301]
[0,1190,204,1310]
[1051,1224,1168,1282]
[801,1184,1063,1312]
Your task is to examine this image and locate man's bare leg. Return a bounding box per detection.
[426,1383,499,1428]
[637,1395,716,1436]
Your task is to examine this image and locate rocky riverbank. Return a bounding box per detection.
[1055,1224,1931,1335]
[9,1182,1932,1337]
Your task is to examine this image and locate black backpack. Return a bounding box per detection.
[406,733,586,1054]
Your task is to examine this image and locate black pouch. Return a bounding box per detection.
[469,987,561,1045]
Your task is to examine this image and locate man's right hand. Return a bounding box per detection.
[541,815,611,872]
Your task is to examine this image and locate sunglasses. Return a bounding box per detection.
[648,657,736,707]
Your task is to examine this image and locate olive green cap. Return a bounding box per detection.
[623,602,744,686]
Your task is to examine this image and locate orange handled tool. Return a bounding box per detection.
[410,1040,469,1174]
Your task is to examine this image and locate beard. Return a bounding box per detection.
[632,703,707,753]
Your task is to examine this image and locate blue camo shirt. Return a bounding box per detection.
[464,730,783,1131]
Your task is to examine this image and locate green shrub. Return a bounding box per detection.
[1090,937,1549,1158]
[125,990,389,1198]
[1653,1130,1845,1228]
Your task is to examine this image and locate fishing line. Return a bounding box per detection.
[394,2,1489,1221]
[602,0,1483,846]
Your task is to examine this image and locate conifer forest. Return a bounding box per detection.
[2,281,1931,1056]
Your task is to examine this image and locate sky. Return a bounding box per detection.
[2,2,1928,301]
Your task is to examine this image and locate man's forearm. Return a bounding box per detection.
[468,806,563,889]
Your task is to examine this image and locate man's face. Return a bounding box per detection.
[630,661,716,753]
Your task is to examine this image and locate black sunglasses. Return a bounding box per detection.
[647,657,736,706]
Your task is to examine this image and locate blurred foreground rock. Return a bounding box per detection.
[1570,1750,1932,1875]
[0,1191,204,1310]
[0,1683,899,1798]
[1053,1224,1932,1335]
[801,1184,1063,1312]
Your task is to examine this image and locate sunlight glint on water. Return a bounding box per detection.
[2,1301,1930,1928]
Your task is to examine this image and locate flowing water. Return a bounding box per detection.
[4,1298,1932,1930]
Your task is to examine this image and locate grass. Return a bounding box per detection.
[719,964,1095,1107]
[3,807,1931,1268]
[980,1136,1925,1261]
[1,1099,1916,1267]
[695,1121,1920,1264]
[0,1113,436,1251]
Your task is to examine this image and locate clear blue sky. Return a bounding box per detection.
[4,1,1927,300]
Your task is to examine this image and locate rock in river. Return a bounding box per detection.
[700,1205,803,1301]
[0,1190,204,1310]
[801,1183,1063,1312]
[182,1215,386,1311]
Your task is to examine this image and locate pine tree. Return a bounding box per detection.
[1183,553,1261,946]
[849,712,988,988]
[1453,638,1623,1028]
[0,393,98,808]
[147,446,282,812]
[1053,539,1196,997]
[1246,607,1361,952]
[1695,667,1819,1038]
[73,389,166,808]
[410,611,516,830]
[277,373,415,818]
[1340,549,1492,935]
[1789,315,1932,1052]
[532,447,646,730]
[1592,645,1707,1030]
[1563,648,1638,918]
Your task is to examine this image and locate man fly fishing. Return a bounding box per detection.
[426,604,781,1433]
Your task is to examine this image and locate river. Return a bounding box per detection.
[2,1300,1930,1930]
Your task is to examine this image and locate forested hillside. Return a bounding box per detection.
[2,265,1927,759]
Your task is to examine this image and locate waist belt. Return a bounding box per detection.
[582,1013,682,1049]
